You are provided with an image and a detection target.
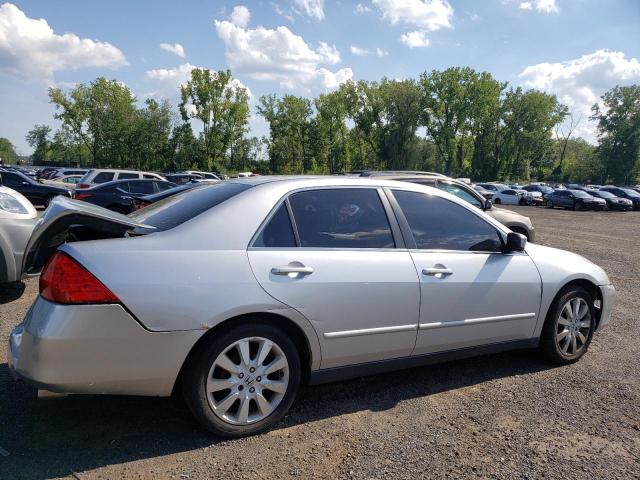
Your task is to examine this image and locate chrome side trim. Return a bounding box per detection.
[324,324,417,339]
[419,312,536,330]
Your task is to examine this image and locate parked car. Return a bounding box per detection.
[0,168,71,206]
[131,183,204,211]
[588,190,633,211]
[522,184,555,197]
[544,189,607,211]
[49,168,89,179]
[76,169,166,189]
[0,186,37,283]
[472,185,494,199]
[492,188,530,206]
[10,177,615,437]
[73,179,177,214]
[358,173,535,240]
[185,170,221,180]
[475,182,510,193]
[42,175,83,189]
[599,186,640,210]
[164,173,205,184]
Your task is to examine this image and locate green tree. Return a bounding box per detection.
[592,85,640,184]
[0,138,18,165]
[25,124,52,164]
[179,68,250,171]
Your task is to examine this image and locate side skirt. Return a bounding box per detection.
[308,338,539,386]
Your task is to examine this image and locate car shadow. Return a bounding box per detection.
[0,349,556,479]
[0,281,25,304]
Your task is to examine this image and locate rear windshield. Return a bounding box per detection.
[129,182,251,230]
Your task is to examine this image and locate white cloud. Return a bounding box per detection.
[145,62,252,98]
[272,2,294,22]
[159,42,185,58]
[230,5,251,28]
[293,0,325,20]
[519,50,640,141]
[355,3,372,14]
[373,0,453,48]
[519,0,558,13]
[0,2,127,81]
[214,19,352,93]
[400,30,431,48]
[350,45,369,56]
[376,47,389,57]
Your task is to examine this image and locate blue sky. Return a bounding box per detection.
[1,0,639,154]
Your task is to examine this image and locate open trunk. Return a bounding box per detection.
[23,196,155,275]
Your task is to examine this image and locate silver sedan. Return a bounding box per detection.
[0,185,37,283]
[9,177,615,437]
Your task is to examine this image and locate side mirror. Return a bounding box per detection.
[484,199,493,210]
[505,231,526,253]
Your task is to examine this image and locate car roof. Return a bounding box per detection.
[87,178,170,189]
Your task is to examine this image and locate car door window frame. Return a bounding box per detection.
[249,186,405,250]
[384,187,515,255]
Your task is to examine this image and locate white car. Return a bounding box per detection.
[0,185,37,283]
[492,188,528,205]
[77,169,165,189]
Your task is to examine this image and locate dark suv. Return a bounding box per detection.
[599,186,640,210]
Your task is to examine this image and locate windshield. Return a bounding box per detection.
[129,182,251,230]
[594,191,614,198]
[622,188,640,197]
[570,190,591,198]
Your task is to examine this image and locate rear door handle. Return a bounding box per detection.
[422,267,453,276]
[271,266,314,275]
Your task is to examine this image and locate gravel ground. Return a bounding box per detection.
[1,206,639,480]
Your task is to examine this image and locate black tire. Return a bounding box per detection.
[546,200,554,209]
[574,201,584,211]
[43,195,54,208]
[494,198,501,204]
[539,286,596,365]
[182,322,301,438]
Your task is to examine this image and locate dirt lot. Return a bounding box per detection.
[1,206,639,480]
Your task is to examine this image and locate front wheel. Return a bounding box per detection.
[546,200,554,209]
[539,286,595,365]
[494,197,501,204]
[183,322,301,438]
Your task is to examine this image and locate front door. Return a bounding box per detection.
[389,189,542,355]
[248,187,420,369]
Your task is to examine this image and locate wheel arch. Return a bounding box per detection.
[171,311,316,399]
[545,278,603,330]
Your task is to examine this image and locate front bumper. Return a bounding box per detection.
[8,296,202,396]
[597,284,616,330]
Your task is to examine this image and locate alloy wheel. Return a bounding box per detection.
[206,337,289,425]
[556,297,591,356]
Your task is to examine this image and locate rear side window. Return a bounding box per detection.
[253,203,296,248]
[143,174,157,179]
[129,182,251,230]
[393,190,502,252]
[118,173,139,180]
[93,172,115,183]
[127,181,154,194]
[288,188,394,249]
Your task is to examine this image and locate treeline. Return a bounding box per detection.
[18,67,640,184]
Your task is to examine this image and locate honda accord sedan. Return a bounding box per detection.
[9,177,615,437]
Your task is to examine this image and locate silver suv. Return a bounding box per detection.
[361,173,535,241]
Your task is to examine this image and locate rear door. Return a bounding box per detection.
[248,187,420,369]
[389,189,541,355]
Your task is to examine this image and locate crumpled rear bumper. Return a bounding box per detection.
[8,296,203,396]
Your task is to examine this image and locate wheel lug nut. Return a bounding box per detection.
[238,373,244,379]
[249,367,255,373]
[249,387,255,393]
[256,376,262,382]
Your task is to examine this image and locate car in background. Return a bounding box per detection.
[472,184,494,200]
[363,173,535,241]
[588,190,633,211]
[42,174,83,189]
[76,169,166,189]
[164,173,206,184]
[544,189,606,211]
[522,184,555,197]
[9,177,615,437]
[599,186,640,210]
[185,170,220,180]
[0,168,71,207]
[491,188,528,205]
[131,183,205,211]
[73,179,176,214]
[0,186,37,283]
[475,182,511,193]
[49,168,89,179]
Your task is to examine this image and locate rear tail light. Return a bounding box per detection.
[40,252,119,304]
[74,192,93,200]
[77,183,90,189]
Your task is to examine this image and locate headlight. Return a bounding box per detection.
[0,192,29,214]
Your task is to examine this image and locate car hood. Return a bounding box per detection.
[487,207,532,227]
[22,195,155,275]
[525,242,611,286]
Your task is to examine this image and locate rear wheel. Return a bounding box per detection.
[539,286,595,364]
[494,197,501,204]
[546,200,554,209]
[182,322,301,438]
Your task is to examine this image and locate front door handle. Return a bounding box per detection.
[422,267,453,276]
[271,265,314,275]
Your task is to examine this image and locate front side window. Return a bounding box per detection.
[253,203,296,248]
[289,188,394,249]
[0,172,21,187]
[393,190,503,252]
[118,173,139,180]
[127,181,154,194]
[436,182,482,208]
